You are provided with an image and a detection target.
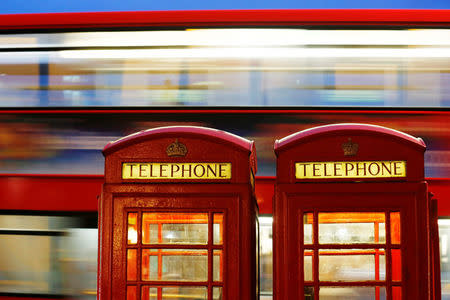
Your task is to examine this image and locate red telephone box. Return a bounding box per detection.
[273,124,440,300]
[98,126,258,300]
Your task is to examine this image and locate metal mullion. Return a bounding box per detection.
[136,210,142,300]
[299,209,305,300]
[311,244,386,250]
[375,221,380,300]
[319,281,386,287]
[386,211,392,300]
[222,210,226,300]
[142,280,209,286]
[141,244,209,249]
[313,211,319,300]
[208,211,213,300]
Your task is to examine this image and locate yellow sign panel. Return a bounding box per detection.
[122,162,231,180]
[295,161,406,179]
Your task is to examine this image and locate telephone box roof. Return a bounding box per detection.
[103,125,255,156]
[274,123,426,154]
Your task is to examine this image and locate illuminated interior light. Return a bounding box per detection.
[2,29,450,48]
[127,227,138,244]
[259,216,273,225]
[164,232,175,239]
[438,219,450,226]
[59,47,450,60]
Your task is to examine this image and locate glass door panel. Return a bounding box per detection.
[302,211,402,300]
[126,211,224,300]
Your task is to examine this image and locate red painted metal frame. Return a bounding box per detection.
[0,9,449,30]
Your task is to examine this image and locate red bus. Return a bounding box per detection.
[0,9,449,300]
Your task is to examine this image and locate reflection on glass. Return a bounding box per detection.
[319,249,385,281]
[392,286,402,300]
[318,212,385,244]
[213,250,223,282]
[128,212,138,244]
[142,213,208,244]
[378,223,386,243]
[379,286,387,300]
[214,213,223,245]
[379,254,386,281]
[141,286,158,300]
[142,249,208,281]
[304,250,313,281]
[162,286,207,300]
[319,287,385,299]
[127,249,137,281]
[304,286,314,300]
[390,212,401,244]
[213,286,222,300]
[392,249,402,281]
[127,286,137,300]
[303,213,313,244]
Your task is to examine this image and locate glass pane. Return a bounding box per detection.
[392,249,402,281]
[390,212,401,244]
[127,286,137,300]
[142,249,208,281]
[378,223,386,243]
[162,286,207,300]
[213,250,223,282]
[142,213,208,244]
[127,249,137,281]
[319,287,385,299]
[213,286,222,300]
[141,286,158,300]
[392,286,402,300]
[304,250,313,281]
[319,212,386,244]
[304,286,314,300]
[214,213,223,245]
[303,213,313,244]
[319,249,385,281]
[379,286,387,300]
[128,212,138,244]
[379,252,386,281]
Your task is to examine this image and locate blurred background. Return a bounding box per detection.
[0,26,450,299]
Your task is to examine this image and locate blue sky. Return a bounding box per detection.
[1,0,450,14]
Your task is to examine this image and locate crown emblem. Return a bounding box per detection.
[342,138,358,156]
[166,139,188,157]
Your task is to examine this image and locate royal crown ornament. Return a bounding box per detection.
[166,139,188,157]
[342,138,358,156]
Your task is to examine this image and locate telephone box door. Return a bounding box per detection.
[109,192,238,300]
[280,183,421,300]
